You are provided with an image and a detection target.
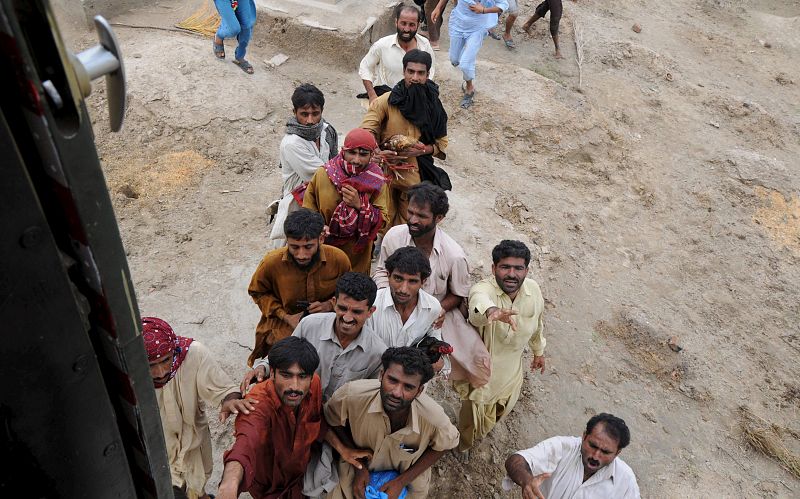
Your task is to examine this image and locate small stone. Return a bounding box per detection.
[668,336,683,352]
[540,245,551,254]
[632,23,642,33]
[264,53,289,68]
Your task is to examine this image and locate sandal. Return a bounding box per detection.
[213,38,225,59]
[233,58,254,74]
[487,29,501,40]
[460,92,475,109]
[504,38,515,49]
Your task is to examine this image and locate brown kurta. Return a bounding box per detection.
[360,93,448,226]
[303,167,390,274]
[247,244,351,365]
[223,375,326,499]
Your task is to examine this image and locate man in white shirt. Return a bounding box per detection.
[358,4,436,103]
[269,83,338,248]
[503,413,641,499]
[368,245,443,349]
[373,182,491,387]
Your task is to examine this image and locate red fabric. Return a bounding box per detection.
[344,128,378,151]
[224,374,326,499]
[141,316,193,388]
[323,154,386,253]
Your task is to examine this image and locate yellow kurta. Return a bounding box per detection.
[454,277,545,450]
[303,166,389,274]
[360,93,448,226]
[156,341,239,498]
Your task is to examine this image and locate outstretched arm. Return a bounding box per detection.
[505,454,550,499]
[217,461,244,499]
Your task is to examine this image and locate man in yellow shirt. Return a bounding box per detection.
[454,240,546,459]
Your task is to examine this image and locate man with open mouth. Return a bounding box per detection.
[503,413,641,498]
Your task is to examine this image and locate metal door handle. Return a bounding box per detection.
[70,16,126,131]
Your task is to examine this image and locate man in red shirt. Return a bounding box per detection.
[218,337,370,499]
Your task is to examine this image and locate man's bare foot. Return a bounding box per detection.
[555,49,564,59]
[521,22,533,35]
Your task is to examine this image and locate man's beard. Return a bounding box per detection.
[408,221,435,238]
[381,390,412,413]
[289,248,321,270]
[496,275,521,295]
[397,28,417,42]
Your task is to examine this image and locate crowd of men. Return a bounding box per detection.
[143,2,639,498]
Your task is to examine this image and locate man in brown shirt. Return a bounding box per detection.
[361,49,448,227]
[325,347,460,499]
[248,209,351,365]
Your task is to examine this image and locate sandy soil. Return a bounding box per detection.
[59,0,800,496]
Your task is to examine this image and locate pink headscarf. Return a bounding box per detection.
[142,317,193,388]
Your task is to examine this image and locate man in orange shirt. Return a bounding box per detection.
[218,336,370,499]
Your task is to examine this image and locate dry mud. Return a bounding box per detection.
[59,0,800,496]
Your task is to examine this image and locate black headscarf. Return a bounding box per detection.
[388,80,448,144]
[388,79,451,190]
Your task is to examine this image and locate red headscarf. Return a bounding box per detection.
[142,317,193,388]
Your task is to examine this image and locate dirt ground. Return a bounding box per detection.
[58,0,800,496]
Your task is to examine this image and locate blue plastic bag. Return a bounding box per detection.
[364,470,408,499]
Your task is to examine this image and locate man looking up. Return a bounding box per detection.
[504,413,641,498]
[143,317,255,499]
[326,347,460,499]
[361,49,448,227]
[219,337,370,499]
[367,246,442,349]
[243,272,386,401]
[248,208,351,365]
[358,4,436,103]
[303,128,390,273]
[242,273,387,498]
[269,84,338,248]
[455,240,547,460]
[374,183,491,386]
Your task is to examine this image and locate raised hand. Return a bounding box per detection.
[341,184,363,209]
[486,306,519,331]
[522,472,551,499]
